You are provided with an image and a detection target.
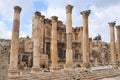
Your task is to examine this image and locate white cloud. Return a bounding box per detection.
[0,21,11,39]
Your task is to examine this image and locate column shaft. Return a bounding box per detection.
[31,11,41,74]
[80,10,90,67]
[66,5,73,65]
[51,16,58,70]
[109,22,116,64]
[8,6,21,78]
[116,26,120,62]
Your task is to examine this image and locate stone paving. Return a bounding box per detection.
[5,68,120,80]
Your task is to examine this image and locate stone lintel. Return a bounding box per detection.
[14,6,22,13]
[108,22,116,27]
[66,4,73,14]
[35,11,41,17]
[51,16,58,22]
[80,10,91,17]
[116,25,120,29]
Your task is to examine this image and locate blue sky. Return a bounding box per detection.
[0,0,120,42]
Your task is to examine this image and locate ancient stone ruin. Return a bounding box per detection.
[1,4,120,80]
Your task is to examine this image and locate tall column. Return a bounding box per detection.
[108,22,116,65]
[50,16,58,71]
[31,11,41,74]
[116,25,120,64]
[65,4,73,65]
[80,10,91,68]
[8,6,22,78]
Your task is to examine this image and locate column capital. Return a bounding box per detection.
[80,10,91,17]
[66,4,73,14]
[41,15,45,21]
[35,11,41,17]
[14,6,22,13]
[51,16,58,22]
[116,25,120,29]
[41,15,45,19]
[45,18,51,24]
[108,22,116,27]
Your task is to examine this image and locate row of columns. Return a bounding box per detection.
[8,4,91,78]
[8,4,120,78]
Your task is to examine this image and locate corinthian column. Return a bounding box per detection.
[50,16,58,71]
[65,4,73,66]
[116,25,120,64]
[8,6,22,78]
[80,10,91,68]
[108,22,116,65]
[31,11,41,74]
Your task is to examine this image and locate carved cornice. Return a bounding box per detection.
[66,4,73,14]
[14,6,22,13]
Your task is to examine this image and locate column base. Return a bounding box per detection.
[110,63,118,69]
[81,63,91,71]
[50,64,60,72]
[31,67,41,74]
[8,69,19,78]
[64,64,75,70]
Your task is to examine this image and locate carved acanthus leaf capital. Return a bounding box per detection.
[35,11,41,17]
[51,16,58,22]
[108,22,116,27]
[66,4,73,14]
[14,6,22,13]
[116,25,120,29]
[41,15,45,22]
[80,10,91,17]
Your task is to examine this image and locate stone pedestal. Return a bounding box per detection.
[65,5,73,67]
[8,6,21,78]
[80,10,91,69]
[50,16,59,71]
[108,22,116,65]
[31,11,41,74]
